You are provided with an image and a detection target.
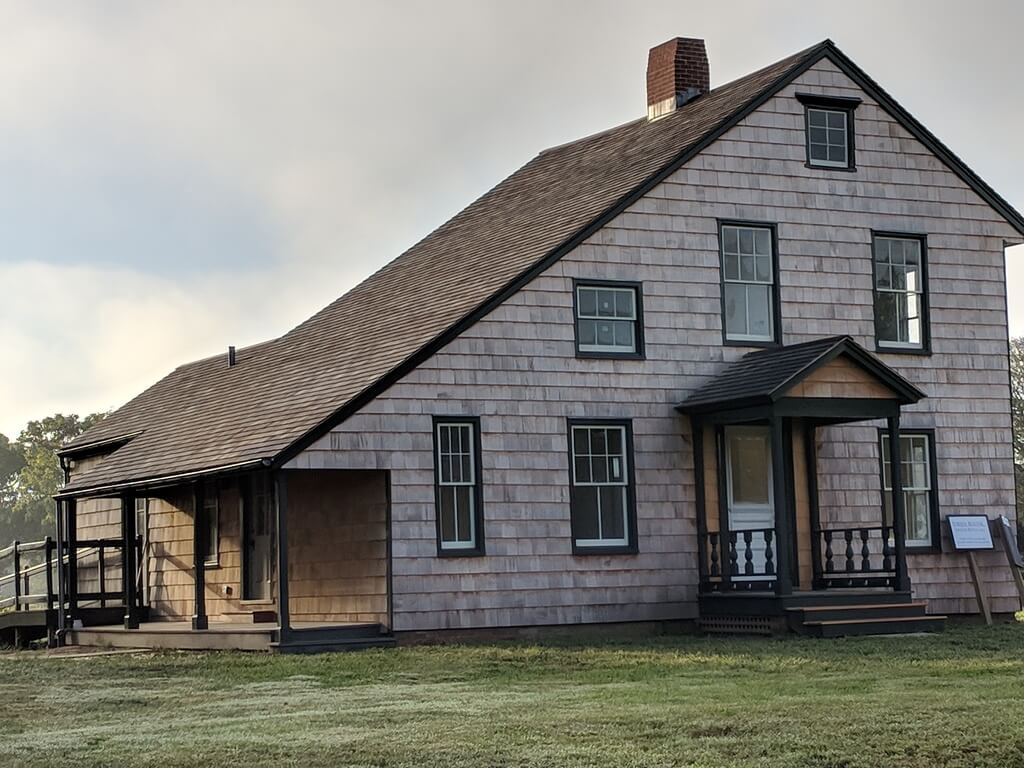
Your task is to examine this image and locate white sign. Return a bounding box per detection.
[947,515,994,551]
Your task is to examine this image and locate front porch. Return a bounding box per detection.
[54,468,393,652]
[679,336,946,636]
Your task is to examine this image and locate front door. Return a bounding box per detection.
[725,426,775,577]
[243,477,274,601]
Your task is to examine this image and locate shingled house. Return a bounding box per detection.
[53,37,1024,649]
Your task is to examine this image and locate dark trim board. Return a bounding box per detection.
[571,278,646,360]
[716,219,783,348]
[566,418,639,556]
[431,416,486,557]
[876,427,942,553]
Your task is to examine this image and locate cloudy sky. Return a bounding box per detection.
[2,1,1023,438]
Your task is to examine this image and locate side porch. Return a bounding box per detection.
[54,467,393,652]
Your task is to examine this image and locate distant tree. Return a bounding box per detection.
[0,413,105,544]
[1011,338,1024,538]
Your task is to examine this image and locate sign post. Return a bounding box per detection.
[947,515,995,625]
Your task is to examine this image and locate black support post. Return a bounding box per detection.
[692,420,708,584]
[121,492,139,629]
[274,471,291,645]
[55,500,66,634]
[887,415,911,593]
[771,415,793,596]
[714,427,732,588]
[191,483,208,630]
[805,422,823,589]
[66,498,79,629]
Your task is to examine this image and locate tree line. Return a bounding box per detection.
[1,339,1024,547]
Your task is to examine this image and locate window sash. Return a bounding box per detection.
[571,425,630,547]
[881,434,934,547]
[807,108,849,167]
[576,285,638,354]
[721,225,774,342]
[436,422,478,550]
[874,236,925,348]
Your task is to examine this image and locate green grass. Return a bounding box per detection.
[3,623,1024,767]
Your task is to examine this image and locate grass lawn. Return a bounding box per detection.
[3,624,1024,767]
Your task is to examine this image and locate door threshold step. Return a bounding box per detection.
[789,601,928,613]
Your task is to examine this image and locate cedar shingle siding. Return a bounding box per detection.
[66,44,1023,626]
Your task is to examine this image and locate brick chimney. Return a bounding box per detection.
[646,38,710,121]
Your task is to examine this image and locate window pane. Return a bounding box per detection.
[754,229,771,256]
[809,142,829,161]
[729,432,770,505]
[578,318,596,346]
[724,252,739,281]
[606,427,622,456]
[725,283,748,337]
[827,110,845,129]
[612,320,634,349]
[809,126,827,145]
[455,486,473,542]
[875,292,899,342]
[808,109,827,128]
[827,144,846,163]
[578,288,597,317]
[755,254,771,283]
[747,285,771,338]
[739,228,754,254]
[875,264,891,290]
[439,487,456,542]
[574,456,591,484]
[590,428,606,455]
[740,252,755,281]
[597,290,616,317]
[599,486,626,540]
[723,226,739,254]
[596,321,615,347]
[571,486,600,540]
[906,492,931,542]
[614,290,635,318]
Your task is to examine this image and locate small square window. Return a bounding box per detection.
[574,283,643,357]
[797,94,859,171]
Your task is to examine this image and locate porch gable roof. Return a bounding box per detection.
[676,336,926,415]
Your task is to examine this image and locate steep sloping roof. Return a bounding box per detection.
[60,39,1024,495]
[677,336,925,413]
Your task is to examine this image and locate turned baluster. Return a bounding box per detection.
[823,531,835,573]
[743,531,754,575]
[860,528,872,572]
[764,529,775,575]
[728,532,739,576]
[844,530,855,573]
[882,526,894,572]
[709,532,721,577]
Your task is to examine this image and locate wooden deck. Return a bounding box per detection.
[68,620,394,652]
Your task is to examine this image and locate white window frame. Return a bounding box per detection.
[874,236,926,350]
[806,107,849,168]
[435,421,479,551]
[721,224,775,343]
[881,433,935,548]
[570,424,630,548]
[575,284,639,355]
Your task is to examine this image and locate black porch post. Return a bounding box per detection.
[771,415,793,596]
[805,422,823,589]
[692,420,708,585]
[887,415,912,592]
[121,492,139,629]
[274,471,292,644]
[191,483,208,630]
[65,498,79,629]
[714,427,732,588]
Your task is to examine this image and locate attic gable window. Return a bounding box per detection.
[574,281,644,358]
[796,93,860,171]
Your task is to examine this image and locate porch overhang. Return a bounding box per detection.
[676,335,925,423]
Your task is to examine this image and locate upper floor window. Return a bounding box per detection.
[433,417,485,555]
[569,420,637,553]
[873,233,929,352]
[880,430,939,550]
[797,93,859,171]
[574,281,643,357]
[720,222,778,345]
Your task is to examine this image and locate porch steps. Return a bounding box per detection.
[788,601,946,637]
[272,623,395,653]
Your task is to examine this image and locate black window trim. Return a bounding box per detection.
[571,278,646,360]
[876,427,941,554]
[432,415,486,557]
[870,230,932,356]
[717,219,783,349]
[566,417,639,556]
[796,92,860,172]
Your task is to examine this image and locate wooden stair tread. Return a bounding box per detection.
[788,602,927,613]
[804,615,946,626]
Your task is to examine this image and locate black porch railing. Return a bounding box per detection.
[69,536,145,608]
[700,528,777,592]
[814,525,896,589]
[0,538,56,612]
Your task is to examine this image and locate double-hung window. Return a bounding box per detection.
[797,93,859,170]
[880,431,939,550]
[569,420,636,553]
[720,222,777,344]
[873,234,928,352]
[574,281,643,357]
[433,417,484,555]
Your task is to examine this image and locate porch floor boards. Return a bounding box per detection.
[67,619,387,652]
